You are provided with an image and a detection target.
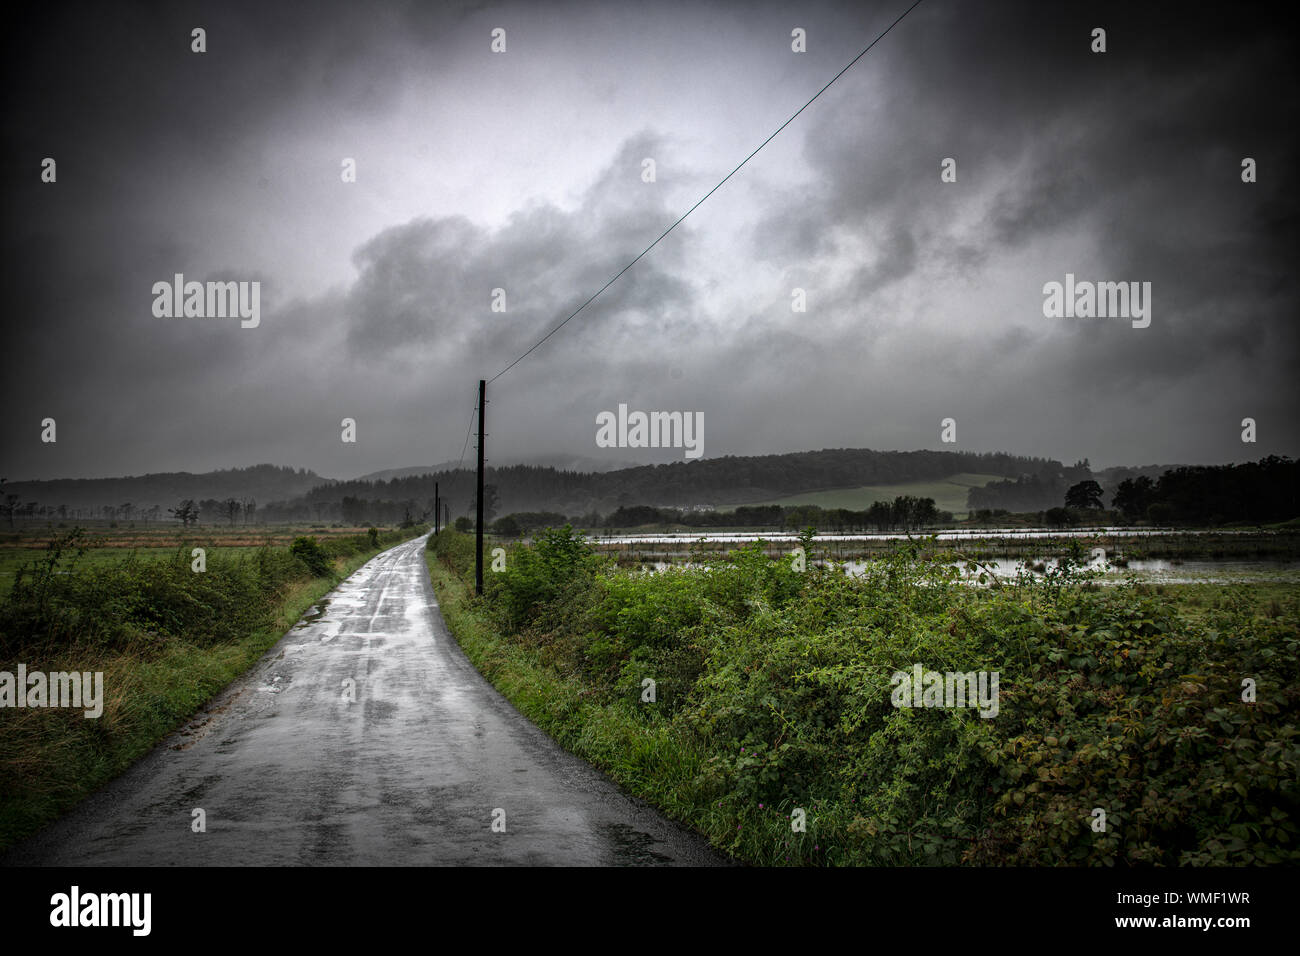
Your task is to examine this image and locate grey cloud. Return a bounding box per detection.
[2,0,1295,480]
[343,130,699,373]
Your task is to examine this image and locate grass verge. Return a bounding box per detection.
[425,546,729,854]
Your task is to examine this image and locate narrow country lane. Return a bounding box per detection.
[3,534,726,866]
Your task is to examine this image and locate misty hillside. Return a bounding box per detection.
[355,455,639,483]
[297,448,1063,517]
[1,464,328,513]
[8,451,1268,524]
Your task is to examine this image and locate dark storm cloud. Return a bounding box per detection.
[1,0,1295,481]
[739,0,1298,464]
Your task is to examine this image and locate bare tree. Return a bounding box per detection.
[169,500,199,528]
[1,478,17,529]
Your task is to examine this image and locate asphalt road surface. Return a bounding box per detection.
[4,534,726,866]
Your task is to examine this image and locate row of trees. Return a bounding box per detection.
[2,498,155,526]
[1109,456,1297,525]
[124,495,430,528]
[1036,457,1299,527]
[0,483,261,530]
[166,498,257,527]
[482,495,951,536]
[338,495,426,527]
[972,456,1299,528]
[783,496,949,533]
[4,494,428,529]
[8,454,1292,533]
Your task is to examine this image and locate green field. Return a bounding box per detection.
[742,472,1002,515]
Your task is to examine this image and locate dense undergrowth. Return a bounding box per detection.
[430,527,1298,865]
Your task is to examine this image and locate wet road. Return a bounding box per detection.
[4,534,725,866]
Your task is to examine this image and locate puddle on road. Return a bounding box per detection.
[600,822,674,866]
[293,598,331,629]
[263,674,290,695]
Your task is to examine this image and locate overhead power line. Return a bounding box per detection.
[456,402,477,473]
[488,0,925,385]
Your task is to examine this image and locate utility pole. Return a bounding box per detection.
[475,379,486,595]
[434,482,439,534]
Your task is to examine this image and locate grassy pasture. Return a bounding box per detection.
[740,472,1004,515]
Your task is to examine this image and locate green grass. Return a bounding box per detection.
[0,523,394,597]
[1136,580,1296,622]
[741,472,1004,515]
[0,546,274,597]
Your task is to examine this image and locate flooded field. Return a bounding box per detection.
[850,556,1300,585]
[592,529,1300,585]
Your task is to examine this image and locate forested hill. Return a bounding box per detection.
[297,449,1059,517]
[2,464,326,513]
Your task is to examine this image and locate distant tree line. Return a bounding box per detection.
[487,496,951,536]
[966,460,1098,512]
[9,453,1292,532]
[0,465,321,516]
[1110,455,1297,525]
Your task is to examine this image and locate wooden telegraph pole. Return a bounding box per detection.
[434,482,440,534]
[475,379,486,595]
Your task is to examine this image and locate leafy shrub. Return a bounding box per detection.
[289,536,332,577]
[486,525,602,631]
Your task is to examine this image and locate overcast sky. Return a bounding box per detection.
[2,0,1296,481]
